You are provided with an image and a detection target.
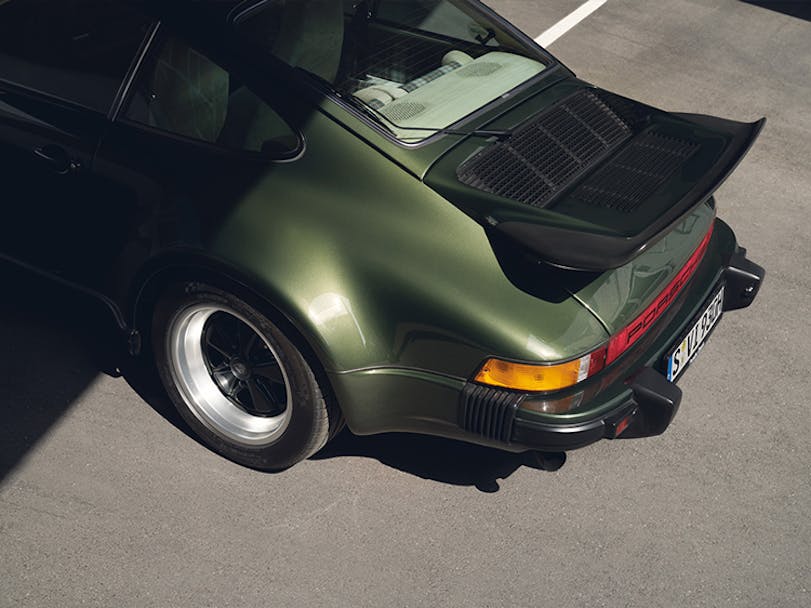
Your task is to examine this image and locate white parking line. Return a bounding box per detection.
[534,0,608,47]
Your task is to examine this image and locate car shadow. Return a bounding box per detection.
[0,266,120,483]
[0,270,566,490]
[312,431,566,492]
[126,361,569,492]
[740,0,811,20]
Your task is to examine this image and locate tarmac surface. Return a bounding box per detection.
[1,1,809,606]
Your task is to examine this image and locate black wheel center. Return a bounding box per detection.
[201,311,288,417]
[230,359,251,381]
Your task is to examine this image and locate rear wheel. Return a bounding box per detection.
[152,283,340,471]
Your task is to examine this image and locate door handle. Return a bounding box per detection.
[33,144,81,175]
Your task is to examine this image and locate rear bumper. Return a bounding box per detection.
[723,247,765,311]
[501,243,765,451]
[331,224,764,454]
[508,367,679,450]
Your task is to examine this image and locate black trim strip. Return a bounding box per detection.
[0,253,128,331]
[109,21,162,122]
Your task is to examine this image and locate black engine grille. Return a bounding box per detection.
[572,131,700,213]
[457,89,635,207]
[459,384,523,443]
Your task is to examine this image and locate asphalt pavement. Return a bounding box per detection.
[1,1,809,606]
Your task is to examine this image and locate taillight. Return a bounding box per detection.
[606,222,715,366]
[475,346,607,392]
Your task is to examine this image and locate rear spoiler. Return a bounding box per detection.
[494,114,765,271]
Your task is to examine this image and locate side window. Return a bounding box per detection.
[125,36,299,156]
[0,0,151,112]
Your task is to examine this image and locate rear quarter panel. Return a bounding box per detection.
[207,108,609,378]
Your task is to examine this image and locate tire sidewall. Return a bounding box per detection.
[152,283,329,471]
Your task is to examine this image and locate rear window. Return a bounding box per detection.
[236,0,548,142]
[0,0,151,112]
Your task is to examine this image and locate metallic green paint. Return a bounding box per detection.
[87,70,748,442]
[0,1,762,452]
[200,79,740,439]
[571,204,716,333]
[332,219,738,442]
[526,219,739,425]
[208,108,609,382]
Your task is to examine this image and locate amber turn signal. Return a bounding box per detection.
[475,348,606,392]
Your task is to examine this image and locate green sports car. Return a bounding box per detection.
[0,0,765,470]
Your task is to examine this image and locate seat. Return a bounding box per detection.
[219,1,345,152]
[272,0,345,83]
[218,86,297,153]
[147,38,230,143]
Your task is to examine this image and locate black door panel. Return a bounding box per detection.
[0,86,137,290]
[0,88,99,259]
[0,0,154,291]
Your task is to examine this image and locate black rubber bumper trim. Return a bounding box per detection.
[620,367,682,438]
[509,367,683,451]
[723,247,765,311]
[459,383,523,443]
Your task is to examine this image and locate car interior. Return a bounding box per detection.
[236,0,547,141]
[131,0,345,152]
[124,0,549,148]
[2,0,547,151]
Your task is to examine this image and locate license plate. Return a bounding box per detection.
[666,285,725,382]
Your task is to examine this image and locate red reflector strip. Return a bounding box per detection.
[588,346,607,377]
[614,414,634,437]
[606,223,715,366]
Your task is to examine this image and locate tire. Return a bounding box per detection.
[151,282,341,471]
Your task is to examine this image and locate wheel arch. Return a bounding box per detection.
[127,251,344,414]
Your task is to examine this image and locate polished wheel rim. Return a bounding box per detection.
[168,303,292,446]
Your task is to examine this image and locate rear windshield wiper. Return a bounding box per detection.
[396,125,513,140]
